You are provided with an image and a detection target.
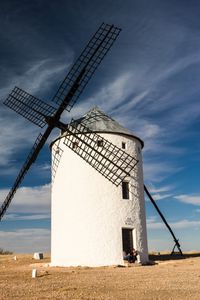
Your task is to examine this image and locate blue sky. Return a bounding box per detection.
[0,0,200,253]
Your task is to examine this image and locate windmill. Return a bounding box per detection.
[50,107,182,266]
[0,23,182,263]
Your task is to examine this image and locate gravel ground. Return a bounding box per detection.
[1,253,200,300]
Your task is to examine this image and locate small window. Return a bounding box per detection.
[122,142,126,149]
[72,141,79,149]
[122,181,130,199]
[97,139,103,147]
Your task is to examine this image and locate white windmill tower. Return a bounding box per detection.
[51,107,149,266]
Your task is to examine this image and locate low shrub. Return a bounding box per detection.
[0,248,13,255]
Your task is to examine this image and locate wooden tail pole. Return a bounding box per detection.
[144,184,183,256]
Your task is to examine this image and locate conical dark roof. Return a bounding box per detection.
[73,107,144,147]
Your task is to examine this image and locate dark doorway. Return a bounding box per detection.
[122,228,133,254]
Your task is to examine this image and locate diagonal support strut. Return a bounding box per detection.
[144,184,183,256]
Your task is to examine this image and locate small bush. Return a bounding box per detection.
[0,248,13,255]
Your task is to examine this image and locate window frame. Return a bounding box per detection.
[97,139,104,147]
[122,180,130,200]
[122,142,126,149]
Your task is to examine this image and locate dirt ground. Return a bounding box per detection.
[1,253,200,300]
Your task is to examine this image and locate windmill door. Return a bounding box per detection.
[122,228,133,254]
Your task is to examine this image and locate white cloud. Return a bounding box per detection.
[0,184,51,214]
[66,72,135,121]
[121,90,150,113]
[147,218,200,230]
[147,219,165,230]
[143,161,181,182]
[150,193,173,201]
[147,216,158,224]
[95,72,134,112]
[4,213,50,221]
[148,185,174,193]
[144,184,174,201]
[21,57,72,97]
[138,52,200,116]
[173,220,200,229]
[101,50,200,123]
[0,228,50,253]
[174,194,200,206]
[139,123,161,140]
[0,115,38,167]
[0,52,73,99]
[39,163,51,171]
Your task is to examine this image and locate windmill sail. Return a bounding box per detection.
[0,133,46,220]
[0,23,121,220]
[4,87,57,128]
[63,121,138,186]
[52,23,121,112]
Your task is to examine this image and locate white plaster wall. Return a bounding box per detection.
[51,132,149,266]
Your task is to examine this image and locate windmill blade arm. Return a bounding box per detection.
[62,121,138,186]
[52,23,121,114]
[144,184,183,255]
[0,127,52,221]
[4,87,57,128]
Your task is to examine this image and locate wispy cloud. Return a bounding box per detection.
[22,60,69,96]
[0,114,38,167]
[0,228,50,253]
[4,213,50,221]
[174,194,200,206]
[148,185,174,193]
[150,193,173,201]
[0,55,73,167]
[39,163,51,171]
[0,184,51,214]
[0,54,73,100]
[66,72,135,121]
[143,161,182,182]
[147,218,200,230]
[69,49,197,160]
[145,184,174,201]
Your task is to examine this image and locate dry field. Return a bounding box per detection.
[1,253,200,300]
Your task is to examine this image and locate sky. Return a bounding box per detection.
[0,0,200,254]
